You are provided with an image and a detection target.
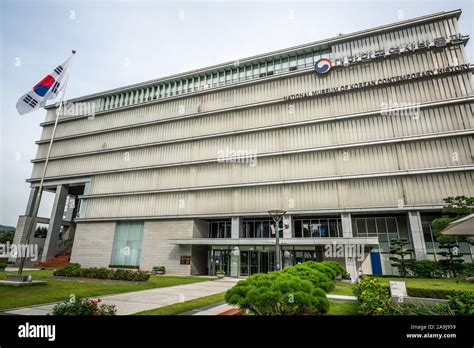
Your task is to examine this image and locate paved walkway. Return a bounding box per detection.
[3,277,240,316]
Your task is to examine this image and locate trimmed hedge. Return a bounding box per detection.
[108,264,140,269]
[54,263,150,282]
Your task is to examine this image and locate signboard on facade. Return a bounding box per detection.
[320,34,468,71]
[285,63,470,102]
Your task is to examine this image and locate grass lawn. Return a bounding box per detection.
[0,270,214,311]
[135,292,226,315]
[329,282,354,296]
[327,300,360,315]
[370,276,474,292]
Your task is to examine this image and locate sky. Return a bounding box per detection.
[0,0,473,227]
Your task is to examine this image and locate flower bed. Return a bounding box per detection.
[52,297,116,316]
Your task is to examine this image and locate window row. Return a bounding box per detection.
[209,221,231,238]
[101,49,331,110]
[293,218,343,238]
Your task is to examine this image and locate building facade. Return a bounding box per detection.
[12,9,474,281]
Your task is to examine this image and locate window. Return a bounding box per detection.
[209,221,231,238]
[289,55,297,69]
[305,52,313,67]
[241,219,283,238]
[267,61,274,75]
[252,64,259,78]
[110,221,144,266]
[218,71,225,85]
[297,54,305,68]
[282,57,289,72]
[246,66,252,80]
[274,58,282,74]
[353,216,409,253]
[293,218,342,238]
[239,67,245,81]
[232,69,238,83]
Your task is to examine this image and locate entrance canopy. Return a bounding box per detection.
[168,237,379,246]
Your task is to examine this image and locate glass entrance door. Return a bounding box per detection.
[210,250,230,276]
[245,250,275,275]
[249,251,259,275]
[260,252,269,274]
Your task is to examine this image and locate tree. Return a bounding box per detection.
[389,238,413,277]
[432,196,474,236]
[0,231,14,244]
[437,235,464,278]
[34,226,48,238]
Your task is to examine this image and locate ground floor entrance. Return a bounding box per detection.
[208,246,330,277]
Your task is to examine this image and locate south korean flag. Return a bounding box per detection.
[16,55,73,115]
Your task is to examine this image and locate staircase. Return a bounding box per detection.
[35,253,71,269]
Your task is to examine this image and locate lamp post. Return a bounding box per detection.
[268,210,286,271]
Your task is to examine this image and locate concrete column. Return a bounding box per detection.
[408,211,427,260]
[283,214,292,238]
[345,255,359,283]
[25,187,39,216]
[41,185,69,262]
[231,217,241,239]
[341,212,353,238]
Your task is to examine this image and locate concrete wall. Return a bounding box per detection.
[139,219,194,275]
[70,222,116,268]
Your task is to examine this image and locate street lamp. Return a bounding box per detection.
[268,209,286,271]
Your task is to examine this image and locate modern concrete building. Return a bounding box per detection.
[12,9,474,281]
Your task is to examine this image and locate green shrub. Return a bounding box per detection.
[53,263,81,277]
[403,287,460,300]
[282,263,334,292]
[0,261,8,269]
[301,261,337,280]
[390,292,473,316]
[152,266,166,273]
[391,302,454,316]
[353,278,395,315]
[322,261,351,280]
[446,291,474,315]
[405,259,445,278]
[52,297,116,316]
[460,263,474,278]
[54,264,150,281]
[225,272,329,315]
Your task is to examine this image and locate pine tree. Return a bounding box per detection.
[389,238,413,277]
[437,235,464,277]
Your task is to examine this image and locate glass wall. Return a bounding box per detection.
[240,219,283,238]
[208,221,231,238]
[110,221,144,266]
[293,217,342,238]
[282,246,324,267]
[421,213,473,262]
[352,215,409,253]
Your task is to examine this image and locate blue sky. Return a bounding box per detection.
[0,0,473,226]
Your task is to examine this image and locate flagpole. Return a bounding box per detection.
[17,50,76,277]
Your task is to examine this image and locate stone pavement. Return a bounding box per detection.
[3,277,240,316]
